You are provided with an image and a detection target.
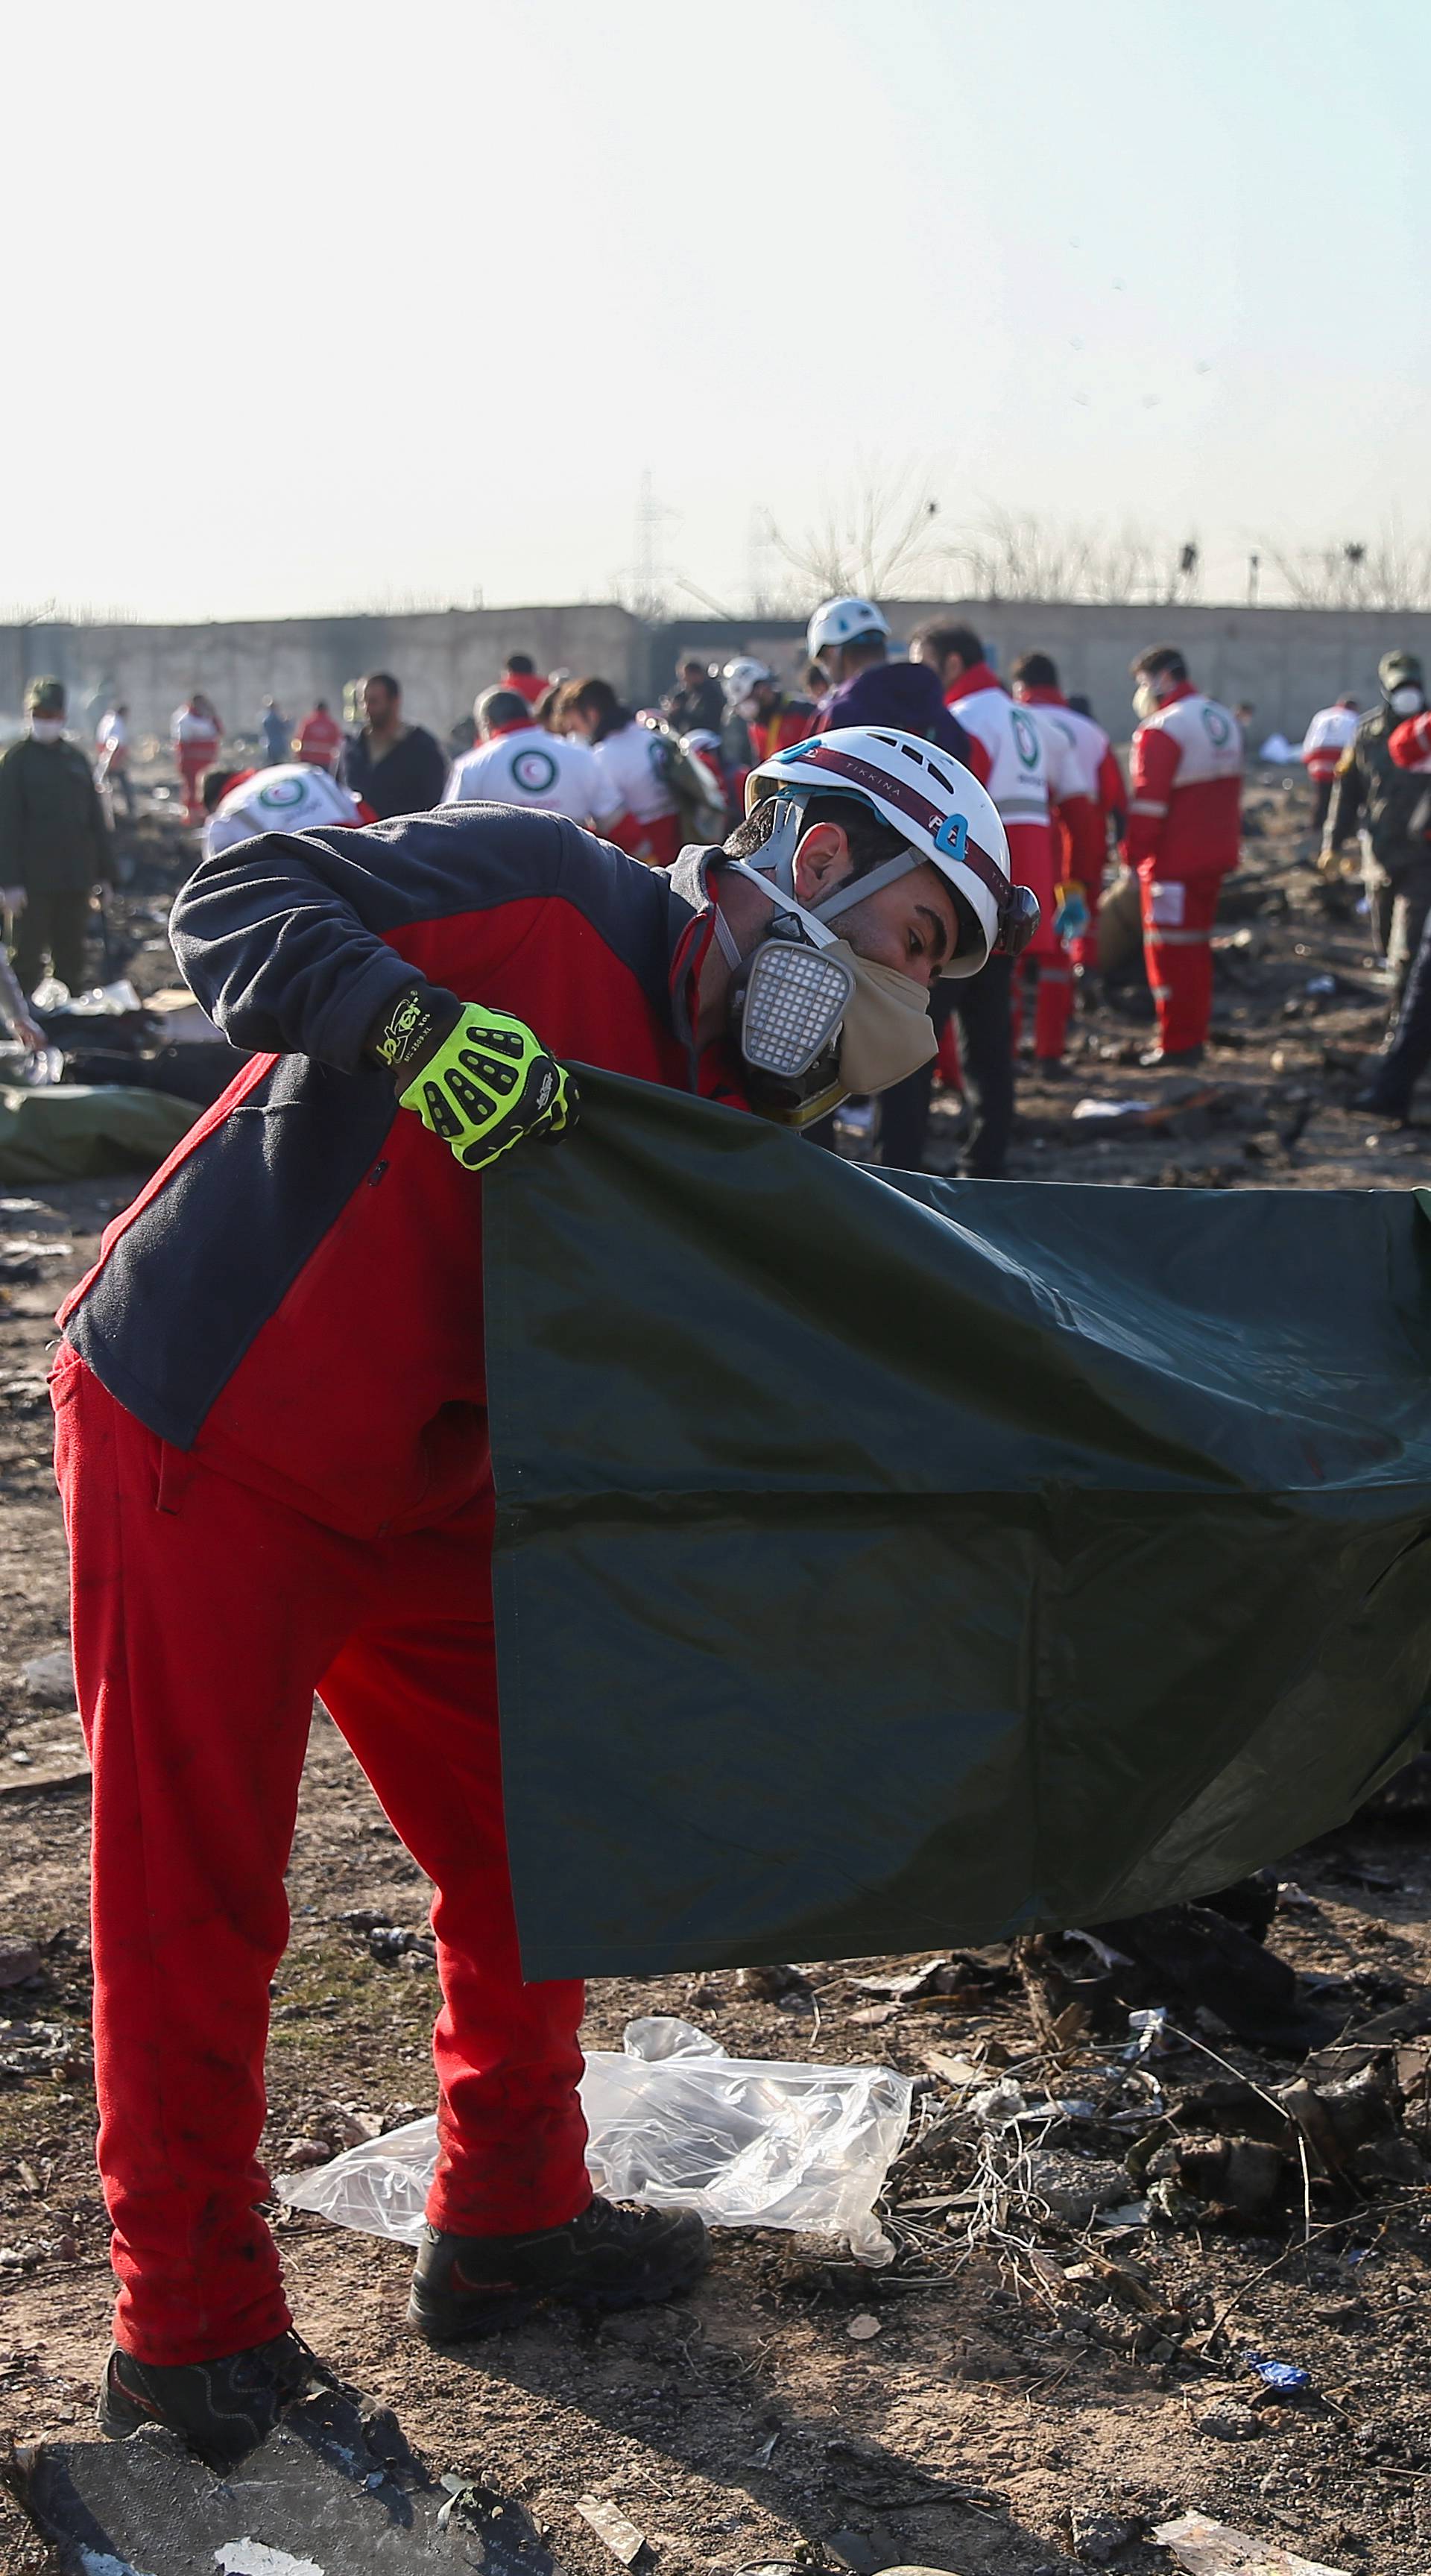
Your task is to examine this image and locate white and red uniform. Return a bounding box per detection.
[171,702,222,824]
[1017,686,1125,979]
[943,661,1064,1058]
[446,722,621,827]
[591,719,680,868]
[1125,682,1243,1054]
[203,763,363,861]
[1300,701,1359,784]
[294,707,344,771]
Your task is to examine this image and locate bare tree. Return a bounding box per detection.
[767,463,944,602]
[940,510,1167,607]
[1261,531,1431,613]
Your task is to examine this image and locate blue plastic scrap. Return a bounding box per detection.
[1244,2352,1311,2393]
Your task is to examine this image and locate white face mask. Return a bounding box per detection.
[1133,681,1161,723]
[28,719,63,743]
[716,865,936,1126]
[1389,685,1424,717]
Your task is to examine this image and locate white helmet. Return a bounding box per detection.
[722,656,773,712]
[744,724,1032,976]
[806,596,891,660]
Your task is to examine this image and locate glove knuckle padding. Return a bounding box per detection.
[399,1005,575,1172]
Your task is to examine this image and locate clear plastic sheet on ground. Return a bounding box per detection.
[275,2015,912,2264]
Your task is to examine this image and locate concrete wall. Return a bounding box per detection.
[0,604,646,746]
[4,595,1428,749]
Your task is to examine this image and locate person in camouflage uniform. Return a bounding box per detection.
[0,678,113,995]
[1326,649,1431,1002]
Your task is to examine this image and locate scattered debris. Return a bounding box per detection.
[281,2017,912,2263]
[1152,2510,1351,2575]
[1243,2352,1311,2394]
[736,1963,812,2002]
[1070,2506,1140,2563]
[575,2493,645,2565]
[9,2381,556,2574]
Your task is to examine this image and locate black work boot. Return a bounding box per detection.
[98,2328,345,2470]
[405,2195,710,2343]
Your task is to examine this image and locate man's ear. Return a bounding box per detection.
[792,821,854,904]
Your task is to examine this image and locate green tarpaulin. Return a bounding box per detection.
[0,1084,196,1182]
[484,1070,1431,1982]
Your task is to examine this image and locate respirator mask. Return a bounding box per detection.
[1133,680,1163,723]
[1389,685,1425,717]
[711,795,970,1128]
[28,719,63,744]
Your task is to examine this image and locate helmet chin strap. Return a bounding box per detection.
[718,791,920,953]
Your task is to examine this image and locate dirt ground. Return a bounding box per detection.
[3,777,1431,2575]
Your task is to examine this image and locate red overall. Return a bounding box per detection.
[1124,682,1243,1053]
[54,812,741,2367]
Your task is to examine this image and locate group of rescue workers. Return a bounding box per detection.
[8,590,1431,2481]
[10,613,1431,1171]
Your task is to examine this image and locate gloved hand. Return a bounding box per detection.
[397,1002,577,1172]
[1,886,26,918]
[1054,881,1090,944]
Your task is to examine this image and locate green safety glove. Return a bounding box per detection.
[373,988,577,1172]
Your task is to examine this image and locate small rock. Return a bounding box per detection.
[327,2106,383,2148]
[0,1945,42,1989]
[846,2312,882,2340]
[1026,2150,1131,2226]
[280,2138,332,2169]
[1071,2509,1138,2564]
[1195,2402,1262,2441]
[737,1963,810,2001]
[21,1649,75,1708]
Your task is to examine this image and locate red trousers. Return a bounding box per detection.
[52,1350,589,2367]
[176,745,212,824]
[1138,866,1223,1052]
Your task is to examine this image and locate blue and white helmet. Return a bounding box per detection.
[806,596,892,660]
[744,724,1026,976]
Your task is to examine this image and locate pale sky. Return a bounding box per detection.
[6,0,1427,622]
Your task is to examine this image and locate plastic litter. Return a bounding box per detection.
[277,2015,911,2264]
[49,979,143,1018]
[1244,2351,1311,2392]
[1306,973,1338,997]
[1072,1096,1154,1122]
[1125,2005,1173,2059]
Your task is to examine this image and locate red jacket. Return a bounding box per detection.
[1389,712,1431,773]
[730,697,815,808]
[295,709,344,768]
[1124,681,1243,879]
[60,816,745,1536]
[504,669,550,707]
[1017,686,1124,888]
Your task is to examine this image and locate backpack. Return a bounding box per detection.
[641,716,729,845]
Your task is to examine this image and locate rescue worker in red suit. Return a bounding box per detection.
[719,658,814,810]
[1123,645,1244,1066]
[53,729,1018,2469]
[911,622,1071,1062]
[1011,654,1125,1014]
[293,700,344,771]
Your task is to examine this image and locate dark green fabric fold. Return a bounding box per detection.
[484,1068,1431,1980]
